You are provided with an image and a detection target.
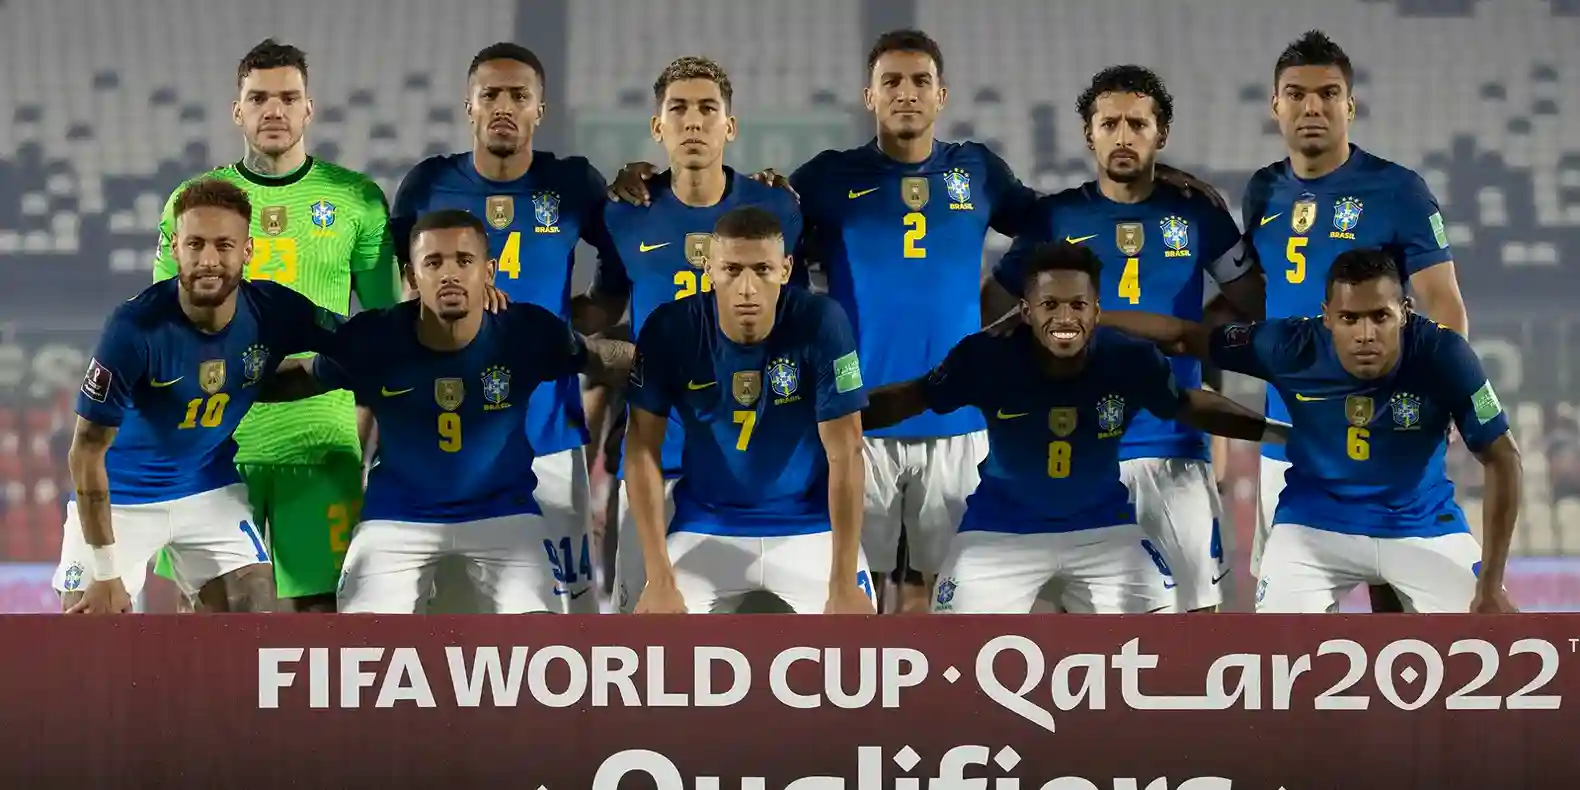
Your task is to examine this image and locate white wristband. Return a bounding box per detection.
[91,544,119,581]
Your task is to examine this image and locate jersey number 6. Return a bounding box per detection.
[439,412,463,453]
[177,393,230,429]
[1346,425,1370,461]
[903,213,927,259]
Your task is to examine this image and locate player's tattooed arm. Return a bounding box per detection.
[580,337,637,388]
[860,380,930,432]
[258,357,330,402]
[67,417,118,548]
[1099,311,1213,360]
[571,290,630,335]
[1176,389,1272,443]
[1472,433,1522,612]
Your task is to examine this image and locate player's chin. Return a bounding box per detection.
[186,279,238,306]
[484,139,521,158]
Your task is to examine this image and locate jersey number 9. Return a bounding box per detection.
[674,270,712,300]
[1346,426,1370,461]
[732,410,757,451]
[248,237,299,284]
[1285,237,1307,284]
[498,231,522,279]
[438,412,463,453]
[1119,258,1142,305]
[177,394,230,430]
[1046,440,1072,478]
[903,213,927,259]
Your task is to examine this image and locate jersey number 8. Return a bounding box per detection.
[1346,426,1369,461]
[177,394,230,429]
[1046,440,1072,478]
[674,270,712,300]
[439,412,463,453]
[903,213,927,258]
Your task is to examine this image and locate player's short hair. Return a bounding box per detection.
[653,56,733,110]
[1325,248,1402,299]
[469,42,547,88]
[1020,242,1104,294]
[866,29,945,82]
[713,206,783,242]
[237,39,308,88]
[1274,30,1354,89]
[407,209,489,262]
[1076,65,1174,131]
[173,178,252,226]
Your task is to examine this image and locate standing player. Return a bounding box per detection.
[1102,250,1518,613]
[995,66,1262,612]
[392,43,618,610]
[626,207,874,615]
[265,210,634,613]
[583,56,804,612]
[59,180,344,613]
[865,243,1275,614]
[1245,32,1472,612]
[150,39,399,612]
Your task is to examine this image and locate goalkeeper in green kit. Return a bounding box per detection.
[150,40,400,611]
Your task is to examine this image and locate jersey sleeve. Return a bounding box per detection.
[990,196,1056,296]
[625,313,676,418]
[921,334,988,414]
[350,178,401,309]
[776,194,809,289]
[1126,342,1186,421]
[76,310,147,427]
[261,283,346,355]
[389,161,432,265]
[809,299,867,421]
[514,303,590,383]
[151,186,182,283]
[1433,328,1509,452]
[1238,168,1276,273]
[788,155,828,273]
[312,345,360,398]
[1207,319,1299,382]
[1391,171,1455,276]
[1199,203,1254,285]
[982,145,1040,238]
[576,164,624,285]
[590,207,632,298]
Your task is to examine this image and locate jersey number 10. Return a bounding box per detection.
[177,394,230,429]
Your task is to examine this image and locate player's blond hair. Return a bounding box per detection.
[653,56,734,110]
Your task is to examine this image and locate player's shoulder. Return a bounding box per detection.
[534,150,605,189]
[240,278,311,307]
[111,279,182,329]
[1093,326,1164,363]
[1404,312,1465,356]
[1349,147,1433,194]
[782,287,848,328]
[941,139,1010,168]
[500,300,565,332]
[643,293,706,337]
[790,147,852,183]
[309,159,385,193]
[400,152,470,190]
[165,165,242,202]
[1153,181,1235,221]
[1243,161,1289,204]
[734,170,798,213]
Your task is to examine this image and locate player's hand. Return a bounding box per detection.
[1470,584,1518,614]
[608,161,660,206]
[824,583,878,615]
[65,578,133,614]
[634,580,688,614]
[484,285,509,313]
[748,168,799,201]
[1156,164,1229,212]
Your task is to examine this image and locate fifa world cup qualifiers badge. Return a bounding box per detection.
[81,358,112,403]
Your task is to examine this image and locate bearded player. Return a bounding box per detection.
[150,39,400,612]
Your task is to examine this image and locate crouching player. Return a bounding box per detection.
[864,243,1276,614]
[1102,249,1519,613]
[267,210,634,613]
[626,207,876,614]
[59,179,344,613]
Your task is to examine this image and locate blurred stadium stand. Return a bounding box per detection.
[0,0,1575,608]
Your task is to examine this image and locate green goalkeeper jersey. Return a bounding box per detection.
[154,157,398,465]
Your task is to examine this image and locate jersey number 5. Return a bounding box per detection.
[177,393,230,429]
[1285,237,1307,284]
[439,412,463,453]
[1347,426,1370,461]
[903,213,927,258]
[674,270,713,300]
[248,237,299,284]
[1046,440,1072,478]
[732,410,757,451]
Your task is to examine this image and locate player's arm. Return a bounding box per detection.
[67,418,117,553]
[622,321,681,607]
[1099,311,1214,360]
[981,149,1045,325]
[389,161,430,272]
[571,206,631,335]
[69,315,147,591]
[581,334,636,387]
[258,357,331,402]
[863,335,983,431]
[1394,173,1468,336]
[349,180,401,310]
[151,187,182,282]
[808,300,869,608]
[1129,343,1279,444]
[1200,204,1265,323]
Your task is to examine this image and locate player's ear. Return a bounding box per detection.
[401,261,417,292]
[1083,123,1094,152]
[1346,96,1356,122]
[778,255,793,285]
[862,86,876,113]
[649,113,663,144]
[935,84,948,110]
[301,97,314,128]
[724,113,739,144]
[241,237,254,262]
[1156,123,1169,151]
[1268,93,1279,122]
[232,100,244,129]
[486,258,498,285]
[535,100,548,127]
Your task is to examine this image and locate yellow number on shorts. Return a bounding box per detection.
[247,237,299,284]
[1119,257,1142,305]
[673,270,712,300]
[327,501,359,553]
[1046,440,1072,478]
[903,212,927,259]
[1347,426,1370,461]
[438,412,463,452]
[177,393,230,429]
[732,409,757,451]
[1285,237,1308,284]
[498,230,521,279]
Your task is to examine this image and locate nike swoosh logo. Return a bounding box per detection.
[1260,213,1282,226]
[554,587,592,598]
[638,242,670,253]
[995,409,1029,419]
[1212,570,1232,585]
[687,380,716,390]
[847,188,879,199]
[1293,393,1330,402]
[150,377,183,388]
[1064,234,1097,245]
[381,387,413,397]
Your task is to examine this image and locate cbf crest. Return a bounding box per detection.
[485,196,514,230]
[240,344,270,386]
[1332,196,1364,238]
[310,200,337,230]
[732,371,762,407]
[533,191,561,232]
[944,168,973,210]
[1097,394,1126,435]
[1390,392,1422,429]
[901,176,929,211]
[767,356,799,401]
[199,360,226,394]
[481,365,512,411]
[685,232,712,269]
[1346,395,1374,427]
[435,378,465,412]
[1291,193,1318,235]
[1048,407,1077,438]
[1116,222,1144,256]
[1161,215,1190,256]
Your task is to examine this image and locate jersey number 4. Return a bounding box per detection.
[903,213,927,258]
[1119,258,1141,305]
[177,393,230,429]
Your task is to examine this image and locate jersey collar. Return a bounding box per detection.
[235,156,315,188]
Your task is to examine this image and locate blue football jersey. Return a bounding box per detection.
[626,287,866,538]
[790,139,1038,440]
[314,301,588,524]
[599,169,804,478]
[995,182,1248,462]
[924,326,1186,534]
[1243,145,1454,461]
[391,151,616,458]
[77,279,341,505]
[1209,315,1506,538]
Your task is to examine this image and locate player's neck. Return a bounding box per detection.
[473,146,534,182]
[1290,141,1352,179]
[242,145,308,177]
[672,165,728,207]
[416,309,484,351]
[717,308,776,346]
[1096,173,1156,204]
[178,291,238,334]
[876,130,934,164]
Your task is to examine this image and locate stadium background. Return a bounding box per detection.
[0,0,1575,612]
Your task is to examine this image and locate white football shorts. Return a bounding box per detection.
[1119,457,1231,611]
[666,530,875,614]
[1255,523,1483,613]
[934,524,1175,614]
[54,483,266,601]
[1254,456,1292,579]
[612,476,679,613]
[862,431,988,574]
[338,511,561,614]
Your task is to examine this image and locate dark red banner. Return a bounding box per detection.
[4,615,1579,788]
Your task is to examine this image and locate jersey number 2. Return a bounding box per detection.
[1347,426,1370,461]
[177,394,230,429]
[1046,440,1072,478]
[903,213,927,258]
[438,412,462,453]
[1119,257,1141,305]
[1285,237,1307,284]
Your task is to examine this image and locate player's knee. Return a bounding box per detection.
[200,563,279,612]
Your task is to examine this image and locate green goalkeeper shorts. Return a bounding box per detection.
[154,459,364,599]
